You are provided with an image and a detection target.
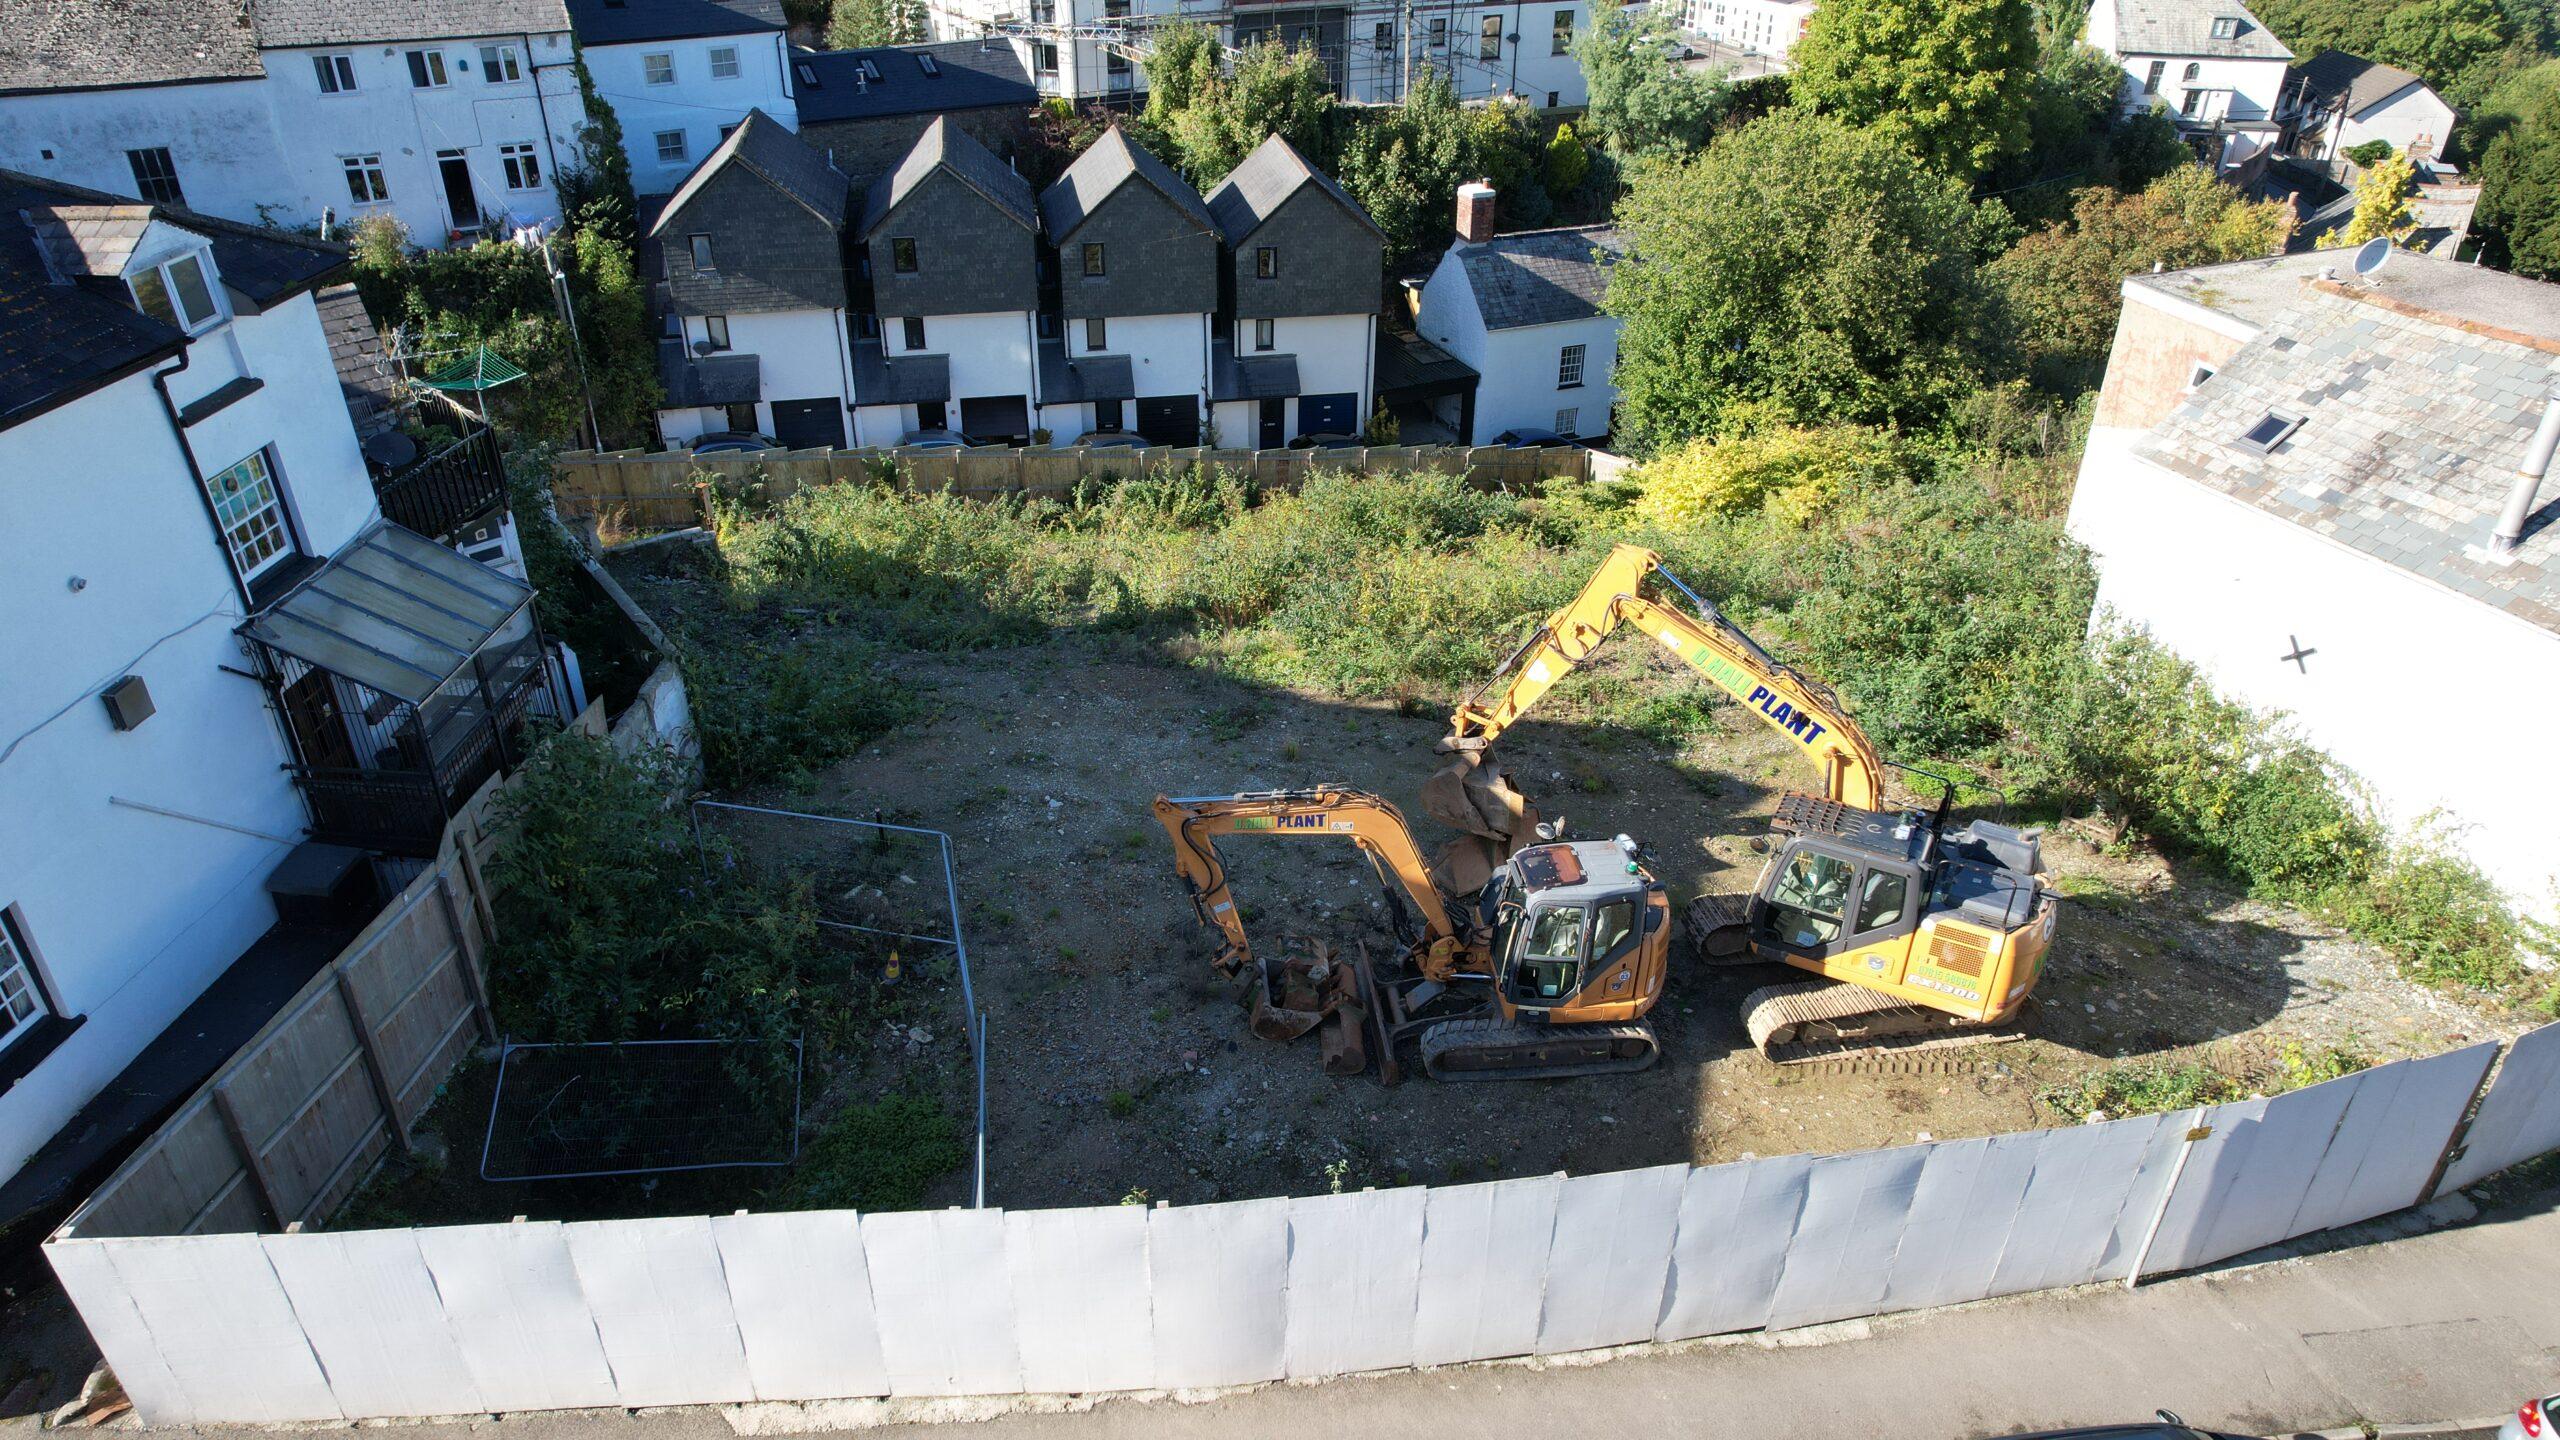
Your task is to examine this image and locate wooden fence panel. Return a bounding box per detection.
[953,449,1020,495]
[1021,450,1083,496]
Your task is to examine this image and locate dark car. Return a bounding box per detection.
[688,431,777,454]
[1287,432,1365,450]
[1073,432,1149,449]
[898,429,974,450]
[1493,427,1570,448]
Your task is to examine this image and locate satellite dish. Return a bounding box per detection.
[2352,236,2392,277]
[361,430,418,470]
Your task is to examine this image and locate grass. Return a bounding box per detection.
[765,1095,966,1212]
[2040,1038,2376,1122]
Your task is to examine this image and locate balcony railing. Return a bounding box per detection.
[373,425,507,543]
[287,630,554,856]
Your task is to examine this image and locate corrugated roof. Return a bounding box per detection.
[2134,285,2560,633]
[859,115,1037,235]
[2106,0,2290,58]
[566,0,780,46]
[653,109,851,232]
[1203,133,1381,243]
[794,40,1034,123]
[0,0,264,94]
[250,0,571,47]
[1038,127,1216,242]
[1453,224,1625,331]
[2289,48,2431,117]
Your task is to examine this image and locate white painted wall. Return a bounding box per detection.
[1214,312,1376,444]
[2336,86,2460,162]
[586,34,796,197]
[658,308,853,445]
[0,81,295,227]
[1684,0,1816,58]
[908,310,1038,405]
[0,288,379,1182]
[1417,248,1618,443]
[2070,425,2560,918]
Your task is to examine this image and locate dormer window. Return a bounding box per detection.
[130,250,222,334]
[2210,15,2239,37]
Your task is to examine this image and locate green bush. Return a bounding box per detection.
[680,628,916,789]
[771,1095,965,1211]
[2041,1058,2245,1121]
[2321,846,2532,993]
[1631,425,1906,527]
[2344,137,2396,167]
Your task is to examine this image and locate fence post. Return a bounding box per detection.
[2124,1110,2211,1289]
[334,968,416,1154]
[211,1083,288,1231]
[437,866,500,1042]
[2415,1051,2502,1204]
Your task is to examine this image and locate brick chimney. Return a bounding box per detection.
[1456,180,1496,244]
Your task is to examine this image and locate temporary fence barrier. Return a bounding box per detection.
[45,1021,2559,1425]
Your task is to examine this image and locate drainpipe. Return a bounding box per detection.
[152,349,253,612]
[2493,392,2560,553]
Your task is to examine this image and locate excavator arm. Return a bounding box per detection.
[1153,787,1471,983]
[1437,543,1885,811]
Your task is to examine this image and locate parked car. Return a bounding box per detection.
[1493,427,1570,448]
[688,431,777,454]
[1999,1412,2261,1440]
[899,429,974,449]
[1073,432,1149,449]
[2502,1394,2558,1440]
[1287,432,1365,450]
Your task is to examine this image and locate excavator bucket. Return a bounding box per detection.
[1244,954,1327,1042]
[1420,750,1540,895]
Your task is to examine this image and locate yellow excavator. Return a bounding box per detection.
[1424,543,2059,1062]
[1152,787,1673,1081]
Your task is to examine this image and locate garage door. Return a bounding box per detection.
[1135,396,1200,447]
[959,395,1031,443]
[1297,392,1357,437]
[769,398,846,450]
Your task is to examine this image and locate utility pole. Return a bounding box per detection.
[536,230,604,449]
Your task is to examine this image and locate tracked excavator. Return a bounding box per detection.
[1152,787,1672,1081]
[1424,543,2060,1063]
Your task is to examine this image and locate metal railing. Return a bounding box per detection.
[290,766,447,855]
[374,424,507,542]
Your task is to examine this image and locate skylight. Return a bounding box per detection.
[796,61,820,86]
[920,54,941,77]
[2238,410,2303,452]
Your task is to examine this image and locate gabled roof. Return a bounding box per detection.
[22,206,163,279]
[250,0,572,47]
[1203,134,1382,243]
[859,115,1037,235]
[0,0,264,95]
[0,170,348,432]
[1038,127,1216,244]
[1450,224,1626,331]
[2290,48,2434,117]
[794,40,1035,123]
[652,109,851,232]
[2134,278,2560,633]
[2105,0,2290,59]
[567,0,781,46]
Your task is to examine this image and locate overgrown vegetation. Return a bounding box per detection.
[2041,1039,2377,1121]
[769,1096,967,1211]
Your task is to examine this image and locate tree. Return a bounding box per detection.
[1140,19,1224,120]
[1161,38,1336,183]
[1544,121,1592,195]
[1603,109,2006,452]
[1987,166,2293,393]
[2342,151,2423,244]
[1333,70,1550,259]
[1788,0,2041,176]
[2479,83,2560,274]
[1572,0,1727,158]
[2249,0,2518,104]
[826,0,921,48]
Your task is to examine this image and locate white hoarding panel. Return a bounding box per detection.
[1006,1204,1154,1394]
[564,1216,755,1407]
[415,1222,621,1412]
[45,1240,193,1424]
[1412,1173,1561,1366]
[1765,1145,1927,1331]
[2294,1043,2497,1233]
[1535,1164,1687,1354]
[1149,1197,1290,1389]
[712,1210,890,1401]
[1878,1131,2042,1315]
[262,1228,483,1418]
[1987,1112,2173,1296]
[1283,1187,1426,1377]
[2442,1022,2560,1193]
[96,1232,341,1423]
[862,1209,1023,1397]
[1656,1152,1812,1341]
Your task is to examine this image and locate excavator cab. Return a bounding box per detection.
[1478,839,1667,1019]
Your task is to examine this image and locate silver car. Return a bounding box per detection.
[2500,1394,2557,1440]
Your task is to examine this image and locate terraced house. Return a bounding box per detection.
[1035,126,1220,446]
[1204,133,1384,448]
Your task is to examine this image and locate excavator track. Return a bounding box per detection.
[1682,893,1758,965]
[1741,979,2018,1066]
[1418,1016,1659,1081]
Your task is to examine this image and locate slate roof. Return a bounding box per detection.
[794,40,1034,123]
[2134,282,2560,633]
[24,206,160,279]
[1039,127,1216,243]
[250,0,572,47]
[1203,133,1381,243]
[2105,0,2290,58]
[0,169,348,432]
[1035,340,1135,403]
[652,109,851,232]
[657,339,761,407]
[859,115,1037,235]
[566,0,780,46]
[1209,332,1299,400]
[849,337,950,403]
[316,282,402,436]
[1452,224,1625,331]
[2290,49,2432,117]
[0,0,264,93]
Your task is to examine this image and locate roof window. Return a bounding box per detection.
[2210,15,2240,36]
[919,54,941,77]
[860,59,883,81]
[796,61,820,86]
[2237,410,2303,453]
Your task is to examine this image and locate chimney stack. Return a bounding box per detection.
[1456,180,1496,245]
[2493,391,2560,553]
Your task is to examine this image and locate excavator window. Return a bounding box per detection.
[1591,900,1635,960]
[1854,871,1910,933]
[1515,903,1587,1000]
[1767,849,1851,948]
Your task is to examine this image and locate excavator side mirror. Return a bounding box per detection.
[1748,835,1770,854]
[1534,818,1564,841]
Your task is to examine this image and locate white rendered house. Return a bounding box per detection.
[570,0,799,198]
[1684,0,1816,60]
[1415,182,1620,443]
[2279,50,2459,168]
[1034,127,1219,446]
[1202,134,1383,447]
[2084,0,2292,176]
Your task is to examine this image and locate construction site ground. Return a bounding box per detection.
[714,630,2525,1213]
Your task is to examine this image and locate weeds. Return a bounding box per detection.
[2041,1037,2380,1122]
[769,1095,964,1211]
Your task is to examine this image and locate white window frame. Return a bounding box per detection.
[644,51,676,85]
[1555,406,1579,436]
[1085,316,1107,350]
[479,44,523,82]
[0,909,53,1057]
[709,44,742,79]
[2210,15,2238,37]
[407,49,449,88]
[656,129,689,164]
[702,315,732,351]
[1557,343,1586,388]
[204,449,295,582]
[313,52,357,93]
[500,141,542,190]
[342,153,390,203]
[129,249,224,334]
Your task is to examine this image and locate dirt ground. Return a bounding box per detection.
[703,630,2524,1214]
